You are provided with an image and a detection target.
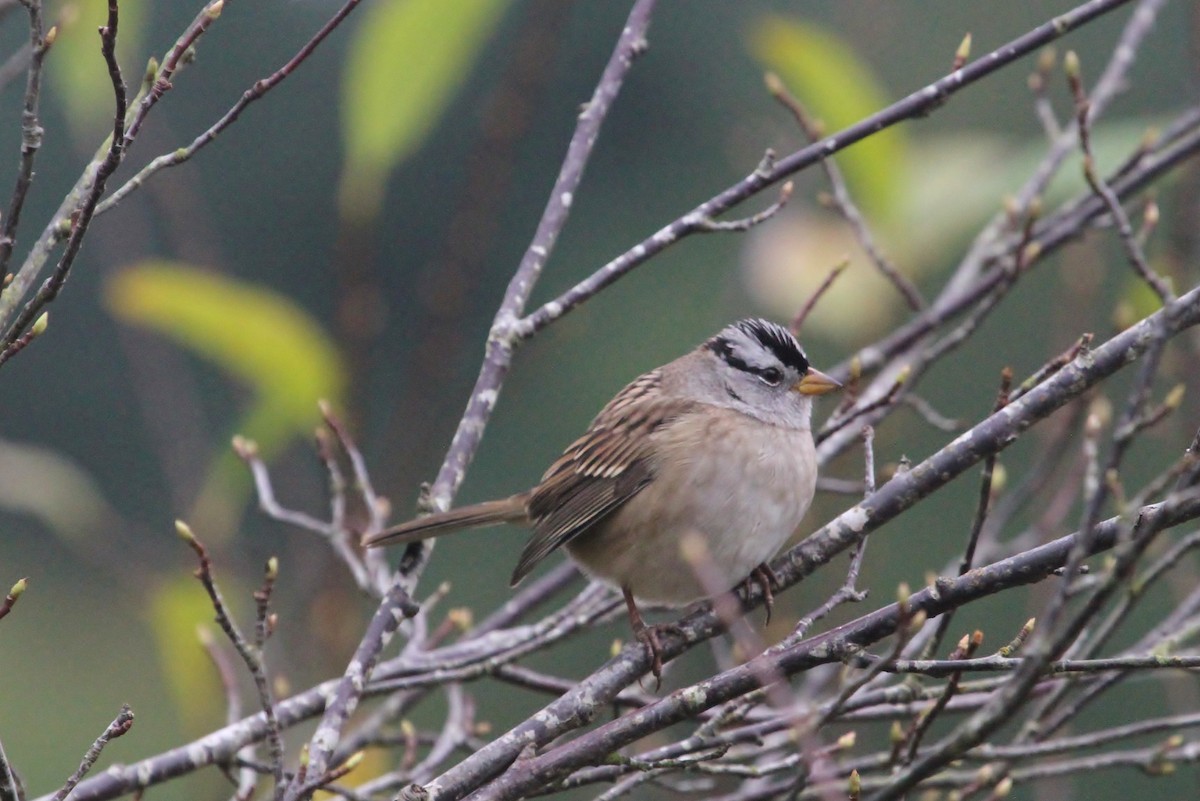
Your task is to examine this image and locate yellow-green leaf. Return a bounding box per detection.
[748,14,905,220]
[339,0,510,222]
[47,0,147,144]
[105,262,345,537]
[106,261,344,435]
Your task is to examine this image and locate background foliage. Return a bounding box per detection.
[0,2,1195,799]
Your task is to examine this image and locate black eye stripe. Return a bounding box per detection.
[705,318,811,379]
[707,337,785,381]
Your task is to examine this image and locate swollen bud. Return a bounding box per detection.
[175,520,196,543]
[1064,50,1081,81]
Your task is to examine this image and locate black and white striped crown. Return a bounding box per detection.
[705,318,810,377]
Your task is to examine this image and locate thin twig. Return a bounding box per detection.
[0,0,127,360]
[0,0,221,344]
[175,521,286,793]
[292,577,420,798]
[97,0,365,216]
[865,651,1200,677]
[693,178,794,232]
[1066,50,1174,304]
[790,260,848,335]
[408,0,659,584]
[0,577,27,622]
[1028,47,1062,140]
[51,706,135,801]
[199,629,259,801]
[923,369,1011,659]
[902,631,982,763]
[0,0,51,277]
[0,738,18,801]
[234,433,380,597]
[766,72,924,311]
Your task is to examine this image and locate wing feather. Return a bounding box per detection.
[510,369,695,584]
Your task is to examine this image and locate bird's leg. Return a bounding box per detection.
[622,586,664,688]
[748,562,778,625]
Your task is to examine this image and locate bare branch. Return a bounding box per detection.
[766,72,924,311]
[96,0,365,216]
[51,706,135,801]
[175,521,286,792]
[408,0,659,584]
[0,0,52,277]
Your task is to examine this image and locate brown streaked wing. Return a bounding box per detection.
[510,369,695,584]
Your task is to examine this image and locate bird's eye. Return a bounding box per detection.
[758,367,783,386]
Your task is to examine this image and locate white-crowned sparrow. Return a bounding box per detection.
[364,318,839,678]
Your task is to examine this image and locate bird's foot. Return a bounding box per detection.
[744,562,779,625]
[622,586,676,689]
[634,622,665,688]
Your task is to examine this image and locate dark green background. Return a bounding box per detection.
[0,2,1195,799]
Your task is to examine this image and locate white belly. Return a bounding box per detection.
[566,410,817,605]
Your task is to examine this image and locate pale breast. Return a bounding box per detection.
[566,408,817,605]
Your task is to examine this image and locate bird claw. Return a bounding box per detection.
[634,623,665,690]
[622,586,676,690]
[747,563,778,625]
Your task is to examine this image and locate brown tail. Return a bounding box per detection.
[362,496,527,548]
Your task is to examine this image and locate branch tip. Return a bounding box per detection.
[1037,45,1057,74]
[1064,49,1082,81]
[231,435,258,458]
[174,519,196,543]
[953,33,972,70]
[763,71,785,97]
[1164,383,1185,410]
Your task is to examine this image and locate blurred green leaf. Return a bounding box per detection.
[0,439,118,541]
[147,575,225,731]
[339,0,509,222]
[105,262,345,536]
[47,0,146,144]
[900,118,1166,263]
[742,118,1167,340]
[748,14,905,219]
[1115,274,1166,330]
[106,261,345,445]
